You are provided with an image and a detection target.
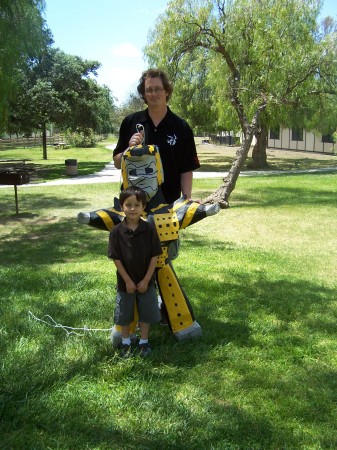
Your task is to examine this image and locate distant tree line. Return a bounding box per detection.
[0,0,117,159]
[2,0,337,181]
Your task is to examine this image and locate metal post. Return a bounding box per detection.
[14,184,19,214]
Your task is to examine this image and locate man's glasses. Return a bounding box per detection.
[145,87,165,94]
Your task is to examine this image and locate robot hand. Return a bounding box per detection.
[205,203,220,216]
[77,212,91,224]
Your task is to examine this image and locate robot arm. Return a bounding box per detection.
[205,202,221,216]
[77,198,124,232]
[173,197,220,230]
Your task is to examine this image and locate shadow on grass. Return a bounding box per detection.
[0,218,107,265]
[1,196,336,448]
[34,160,109,182]
[265,154,337,171]
[197,148,337,173]
[198,151,235,172]
[1,253,335,448]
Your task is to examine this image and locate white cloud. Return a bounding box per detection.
[95,43,147,104]
[97,62,146,105]
[110,43,142,58]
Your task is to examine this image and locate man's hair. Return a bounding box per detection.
[137,68,173,103]
[119,186,147,206]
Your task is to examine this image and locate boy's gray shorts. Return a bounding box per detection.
[114,285,161,326]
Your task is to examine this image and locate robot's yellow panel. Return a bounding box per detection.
[154,213,179,242]
[156,246,168,267]
[157,265,193,333]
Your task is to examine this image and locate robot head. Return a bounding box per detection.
[121,144,164,201]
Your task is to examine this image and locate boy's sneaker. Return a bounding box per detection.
[119,343,132,359]
[138,343,152,358]
[160,316,169,327]
[130,334,139,346]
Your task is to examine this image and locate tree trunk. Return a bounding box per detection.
[42,125,48,160]
[202,80,267,207]
[251,125,268,169]
[202,131,254,208]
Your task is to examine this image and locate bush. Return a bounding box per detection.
[66,129,97,148]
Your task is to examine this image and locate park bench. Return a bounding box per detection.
[54,141,70,149]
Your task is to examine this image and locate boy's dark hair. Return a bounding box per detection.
[119,186,147,206]
[137,68,173,103]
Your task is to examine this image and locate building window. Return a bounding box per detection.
[270,127,280,140]
[322,133,334,143]
[291,128,303,141]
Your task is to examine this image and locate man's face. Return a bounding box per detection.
[144,77,167,107]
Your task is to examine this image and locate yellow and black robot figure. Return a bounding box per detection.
[77,144,220,344]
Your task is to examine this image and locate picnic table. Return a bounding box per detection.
[54,142,70,149]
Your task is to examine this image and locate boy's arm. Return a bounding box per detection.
[113,259,137,294]
[136,255,159,294]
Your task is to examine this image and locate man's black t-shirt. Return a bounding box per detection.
[113,107,200,203]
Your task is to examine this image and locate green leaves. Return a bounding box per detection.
[8,48,116,147]
[145,0,336,135]
[0,0,48,126]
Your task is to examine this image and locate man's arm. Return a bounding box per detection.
[180,171,193,199]
[113,152,122,169]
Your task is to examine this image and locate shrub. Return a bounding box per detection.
[66,129,97,148]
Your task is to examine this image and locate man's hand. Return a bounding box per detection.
[129,130,144,147]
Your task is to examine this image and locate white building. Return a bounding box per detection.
[268,127,335,154]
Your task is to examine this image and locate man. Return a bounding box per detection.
[113,69,200,204]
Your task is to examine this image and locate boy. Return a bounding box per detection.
[108,186,162,358]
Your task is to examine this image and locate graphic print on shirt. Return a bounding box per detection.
[167,134,177,146]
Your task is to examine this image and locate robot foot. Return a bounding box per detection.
[111,328,122,348]
[174,321,202,340]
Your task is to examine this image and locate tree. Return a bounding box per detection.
[0,0,47,128]
[92,83,117,136]
[11,77,69,159]
[145,0,337,206]
[8,48,116,158]
[114,92,145,131]
[147,17,219,133]
[250,15,337,169]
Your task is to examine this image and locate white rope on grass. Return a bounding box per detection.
[28,311,112,337]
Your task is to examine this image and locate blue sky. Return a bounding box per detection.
[44,0,336,105]
[44,0,169,104]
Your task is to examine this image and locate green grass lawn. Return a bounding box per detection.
[1,137,336,185]
[0,168,336,449]
[0,138,115,182]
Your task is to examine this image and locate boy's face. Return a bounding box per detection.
[121,195,145,222]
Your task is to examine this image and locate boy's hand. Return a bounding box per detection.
[137,279,148,293]
[126,279,137,294]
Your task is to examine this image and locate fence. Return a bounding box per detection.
[209,135,240,146]
[0,135,67,150]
